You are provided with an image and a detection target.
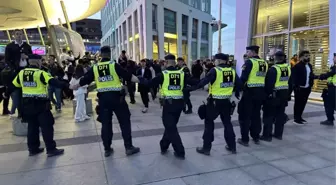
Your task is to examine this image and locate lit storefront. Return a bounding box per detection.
[235,0,335,92]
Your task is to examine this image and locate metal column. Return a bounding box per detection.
[217,0,222,53]
[37,26,45,46]
[38,0,60,63]
[60,0,72,30]
[23,29,30,44]
[6,30,12,42]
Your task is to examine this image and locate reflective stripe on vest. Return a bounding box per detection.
[247,58,268,87]
[274,64,291,90]
[19,68,48,98]
[93,61,122,92]
[161,70,185,99]
[209,67,235,99]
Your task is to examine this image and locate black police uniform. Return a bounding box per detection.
[319,58,336,126]
[176,61,193,114]
[12,54,65,157]
[79,48,139,157]
[261,52,292,141]
[186,53,242,155]
[238,46,267,146]
[139,54,197,159]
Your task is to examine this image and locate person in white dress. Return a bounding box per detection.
[70,65,90,122]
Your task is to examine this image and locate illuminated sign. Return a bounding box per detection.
[32,46,46,55]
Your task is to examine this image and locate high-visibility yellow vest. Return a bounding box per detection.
[161,70,184,99]
[13,68,51,98]
[247,58,268,87]
[273,63,291,90]
[209,67,235,99]
[327,75,336,86]
[93,61,122,92]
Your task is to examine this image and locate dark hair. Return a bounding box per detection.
[14,29,22,33]
[122,50,126,54]
[299,50,310,58]
[74,64,85,79]
[49,55,56,59]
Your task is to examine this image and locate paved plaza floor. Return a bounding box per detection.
[0,91,334,185]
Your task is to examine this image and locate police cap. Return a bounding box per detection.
[246,45,260,53]
[100,46,111,53]
[177,57,184,61]
[214,53,229,61]
[164,54,176,61]
[274,51,286,57]
[28,54,42,60]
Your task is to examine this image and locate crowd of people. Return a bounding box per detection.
[1,29,335,159]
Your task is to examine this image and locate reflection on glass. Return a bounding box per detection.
[153,35,159,60]
[254,0,289,35]
[182,40,188,62]
[265,34,288,60]
[252,37,265,59]
[292,0,329,29]
[164,37,177,58]
[191,41,197,61]
[200,43,209,59]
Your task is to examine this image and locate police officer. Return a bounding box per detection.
[177,57,193,114]
[185,53,242,155]
[139,54,197,159]
[70,46,140,157]
[318,53,336,126]
[12,54,65,157]
[238,45,268,146]
[260,51,291,141]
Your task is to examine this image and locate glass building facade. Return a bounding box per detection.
[101,0,213,66]
[252,0,330,92]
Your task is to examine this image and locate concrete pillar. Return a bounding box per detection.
[143,2,153,59]
[137,5,144,59]
[329,0,336,65]
[208,24,212,58]
[6,30,11,42]
[60,0,72,30]
[187,16,193,68]
[197,19,202,59]
[38,0,60,64]
[37,26,45,46]
[132,14,136,60]
[234,0,254,75]
[126,18,130,56]
[177,11,182,58]
[157,4,165,59]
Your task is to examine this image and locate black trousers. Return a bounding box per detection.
[0,87,9,114]
[151,87,158,100]
[139,90,149,108]
[160,99,185,155]
[98,96,133,150]
[183,91,192,112]
[127,82,136,102]
[262,99,287,138]
[203,99,236,150]
[294,87,311,120]
[238,92,264,142]
[323,86,335,121]
[24,100,56,152]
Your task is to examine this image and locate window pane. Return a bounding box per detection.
[152,4,158,31]
[192,19,198,39]
[292,0,329,29]
[182,15,188,37]
[153,35,159,60]
[201,22,209,40]
[200,43,209,58]
[164,9,177,34]
[191,41,197,61]
[265,34,288,61]
[254,0,289,35]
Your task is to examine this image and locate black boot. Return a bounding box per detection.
[237,138,249,147]
[225,145,237,154]
[126,146,140,156]
[47,148,64,157]
[196,147,210,156]
[29,148,44,156]
[320,120,334,126]
[173,152,185,160]
[260,136,272,142]
[105,148,114,157]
